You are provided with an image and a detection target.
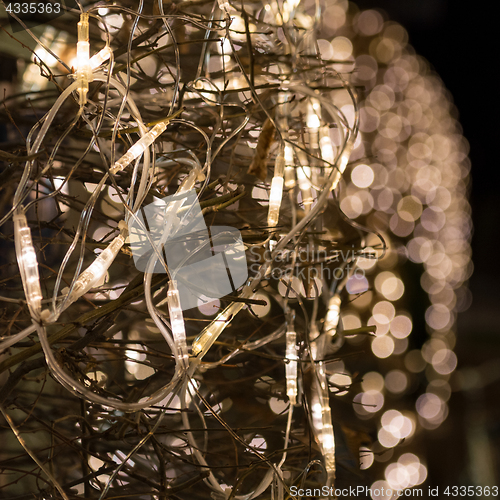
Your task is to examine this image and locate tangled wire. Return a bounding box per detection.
[0,0,471,498]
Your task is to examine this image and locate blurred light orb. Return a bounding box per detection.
[372,335,395,359]
[352,164,375,188]
[385,370,408,394]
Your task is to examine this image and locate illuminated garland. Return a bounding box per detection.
[0,0,470,498]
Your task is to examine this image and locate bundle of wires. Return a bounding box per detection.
[0,0,471,498]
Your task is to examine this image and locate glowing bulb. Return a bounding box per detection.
[90,46,113,70]
[324,295,341,336]
[217,0,231,13]
[13,209,42,320]
[330,142,353,191]
[76,13,92,105]
[319,387,336,476]
[66,232,125,305]
[167,280,189,369]
[284,144,296,188]
[310,370,336,480]
[296,151,313,206]
[307,100,321,130]
[192,286,255,359]
[285,311,298,405]
[267,148,285,227]
[320,127,335,164]
[110,121,169,174]
[306,100,321,149]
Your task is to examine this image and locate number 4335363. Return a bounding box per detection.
[5,3,61,14]
[444,486,498,496]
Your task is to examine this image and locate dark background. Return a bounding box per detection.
[354,0,500,488]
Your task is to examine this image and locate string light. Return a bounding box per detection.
[310,356,337,484]
[63,223,127,309]
[76,13,91,106]
[306,99,321,149]
[167,280,189,369]
[217,0,231,14]
[13,209,42,320]
[285,309,298,405]
[296,150,314,206]
[324,295,341,337]
[192,292,250,358]
[267,145,285,228]
[319,126,335,165]
[110,121,170,174]
[90,45,113,70]
[284,144,296,189]
[1,0,471,497]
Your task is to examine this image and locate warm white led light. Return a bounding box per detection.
[110,121,169,174]
[296,154,313,206]
[320,127,335,165]
[76,13,92,105]
[284,144,296,188]
[192,286,254,358]
[66,233,125,305]
[306,102,321,130]
[330,142,353,191]
[324,295,341,337]
[167,280,189,369]
[268,176,284,227]
[90,46,113,70]
[192,301,243,357]
[13,210,42,320]
[285,317,298,405]
[267,148,285,228]
[217,0,231,13]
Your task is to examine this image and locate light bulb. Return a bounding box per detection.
[296,151,313,206]
[310,356,336,480]
[217,0,231,13]
[284,144,296,189]
[76,13,92,105]
[285,313,298,405]
[192,286,253,358]
[192,304,238,357]
[324,295,341,337]
[306,100,320,150]
[110,121,169,174]
[320,397,336,476]
[90,46,112,70]
[66,233,125,305]
[330,141,353,191]
[319,127,335,165]
[167,280,189,369]
[306,100,321,130]
[13,210,42,320]
[267,147,285,228]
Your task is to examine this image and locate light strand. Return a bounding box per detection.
[76,13,91,105]
[13,208,42,321]
[167,280,189,369]
[267,145,285,228]
[285,309,298,405]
